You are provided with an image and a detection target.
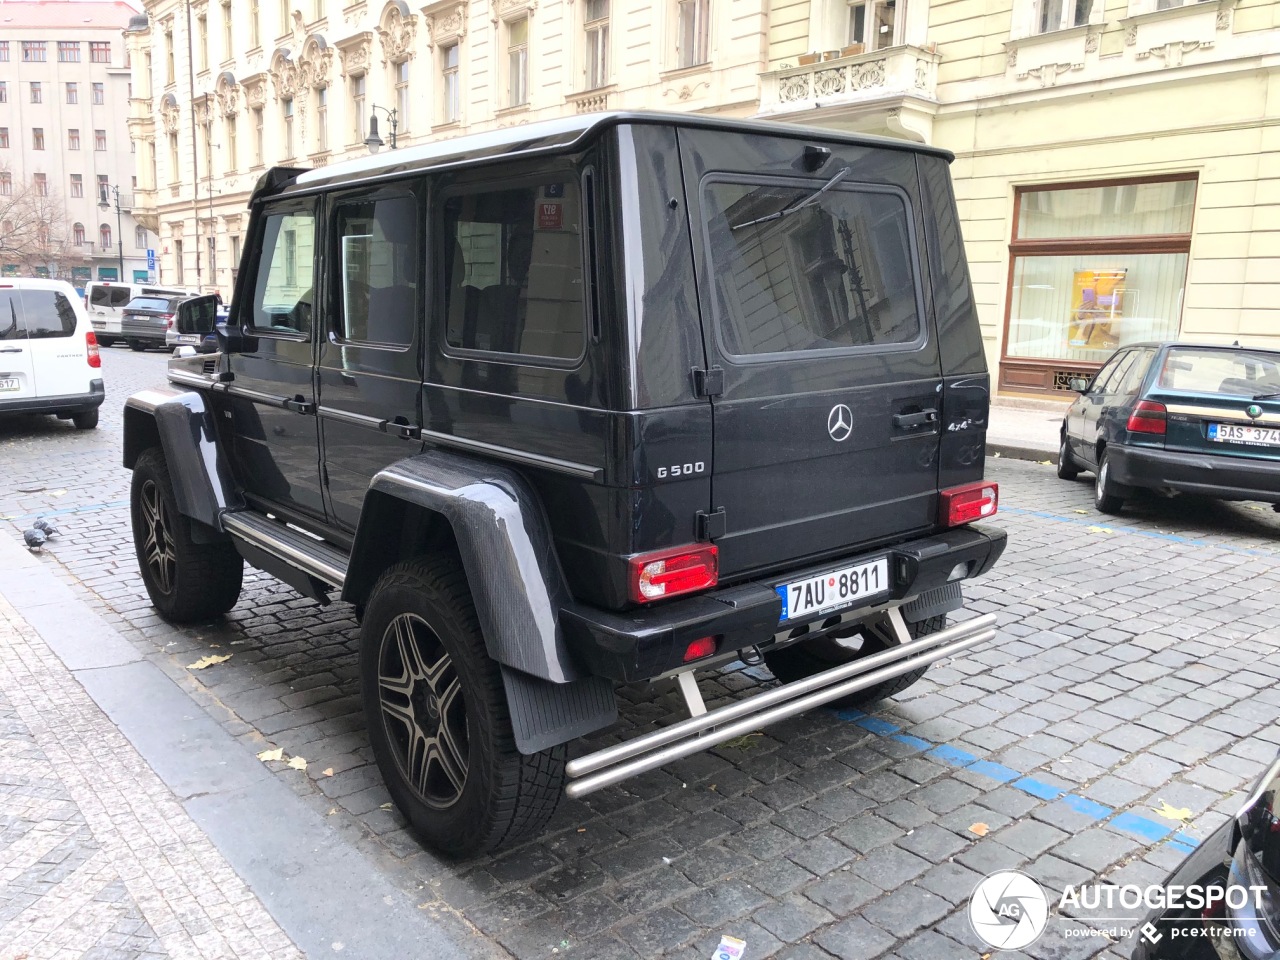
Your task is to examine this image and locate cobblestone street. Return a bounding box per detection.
[3,346,1280,959]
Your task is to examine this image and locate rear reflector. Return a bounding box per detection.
[939,481,998,527]
[628,544,719,603]
[1126,400,1167,435]
[682,636,718,662]
[86,331,101,368]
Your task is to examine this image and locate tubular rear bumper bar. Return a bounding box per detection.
[564,611,998,799]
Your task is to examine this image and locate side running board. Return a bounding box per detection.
[221,512,349,590]
[564,612,998,799]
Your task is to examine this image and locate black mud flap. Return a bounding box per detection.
[500,667,617,755]
[901,582,963,623]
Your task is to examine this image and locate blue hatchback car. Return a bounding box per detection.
[1058,342,1280,515]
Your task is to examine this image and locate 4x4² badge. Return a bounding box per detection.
[827,404,853,442]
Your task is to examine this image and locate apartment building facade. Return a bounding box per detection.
[129,0,1280,392]
[0,1,150,285]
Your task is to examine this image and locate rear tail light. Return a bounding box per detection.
[628,544,718,603]
[1126,400,1167,435]
[682,636,718,662]
[163,314,175,329]
[86,331,101,368]
[939,481,998,527]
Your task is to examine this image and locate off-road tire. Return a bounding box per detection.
[1057,434,1079,481]
[130,447,243,622]
[71,409,99,430]
[764,614,947,709]
[360,556,565,859]
[1094,450,1125,514]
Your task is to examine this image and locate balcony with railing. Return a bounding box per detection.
[758,44,941,139]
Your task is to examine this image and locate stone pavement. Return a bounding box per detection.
[3,346,1280,959]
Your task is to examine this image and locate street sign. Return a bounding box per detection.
[146,248,156,271]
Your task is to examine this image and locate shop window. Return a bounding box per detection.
[1001,176,1196,392]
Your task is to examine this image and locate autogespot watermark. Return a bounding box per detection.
[968,870,1269,950]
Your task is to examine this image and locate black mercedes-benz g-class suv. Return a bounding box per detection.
[124,112,1005,857]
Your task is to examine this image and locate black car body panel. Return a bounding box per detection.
[127,112,1003,770]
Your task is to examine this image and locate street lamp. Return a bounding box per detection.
[97,183,125,282]
[364,104,398,153]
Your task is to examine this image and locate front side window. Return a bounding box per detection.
[252,209,316,336]
[335,195,418,344]
[704,179,920,357]
[441,46,460,123]
[506,18,528,107]
[676,0,709,67]
[584,0,609,89]
[442,179,585,362]
[1005,177,1195,368]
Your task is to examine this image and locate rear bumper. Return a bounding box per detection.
[121,323,167,343]
[0,379,105,416]
[561,524,1007,682]
[1109,445,1280,503]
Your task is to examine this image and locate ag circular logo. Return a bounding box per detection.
[969,870,1049,950]
[827,404,853,442]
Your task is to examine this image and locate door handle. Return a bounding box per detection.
[893,408,939,429]
[283,395,315,415]
[0,348,22,354]
[386,416,421,440]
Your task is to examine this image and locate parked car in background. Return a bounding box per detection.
[165,299,230,349]
[120,295,188,351]
[1058,342,1280,515]
[1133,751,1280,959]
[0,278,104,429]
[86,281,195,346]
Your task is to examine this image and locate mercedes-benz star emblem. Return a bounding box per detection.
[827,404,853,442]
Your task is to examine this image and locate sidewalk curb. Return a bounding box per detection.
[0,532,489,960]
[987,441,1058,464]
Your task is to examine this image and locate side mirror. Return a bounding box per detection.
[176,295,218,336]
[215,321,257,354]
[1068,377,1090,393]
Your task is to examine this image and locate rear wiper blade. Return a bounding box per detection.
[732,167,851,231]
[1253,392,1280,400]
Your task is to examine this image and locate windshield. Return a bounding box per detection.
[1156,347,1280,396]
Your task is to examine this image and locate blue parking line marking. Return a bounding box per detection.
[1001,506,1278,559]
[891,734,934,752]
[1014,777,1063,801]
[967,760,1020,783]
[5,500,128,523]
[1061,795,1114,820]
[1173,832,1198,847]
[1110,812,1174,842]
[853,716,900,736]
[928,744,980,767]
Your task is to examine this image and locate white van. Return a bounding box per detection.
[0,279,105,429]
[86,281,195,347]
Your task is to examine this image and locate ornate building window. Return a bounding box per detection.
[73,223,86,245]
[394,60,410,132]
[676,0,709,67]
[283,98,295,159]
[315,87,328,153]
[584,0,609,89]
[351,74,366,142]
[441,45,460,123]
[506,17,529,107]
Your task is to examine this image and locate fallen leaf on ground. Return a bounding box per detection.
[1073,509,1088,514]
[1037,460,1052,466]
[969,822,990,837]
[1152,800,1193,823]
[286,756,307,771]
[577,827,586,833]
[327,808,338,815]
[49,489,67,498]
[256,747,284,762]
[322,767,334,777]
[380,802,393,810]
[992,452,1002,458]
[1086,525,1113,535]
[722,733,765,750]
[187,653,232,670]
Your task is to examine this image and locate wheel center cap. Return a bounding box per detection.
[424,693,440,720]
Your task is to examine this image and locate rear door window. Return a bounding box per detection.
[335,194,418,346]
[703,178,921,358]
[21,289,78,338]
[441,179,585,364]
[91,286,131,308]
[0,289,27,340]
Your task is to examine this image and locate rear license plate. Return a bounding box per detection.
[1208,422,1280,447]
[0,378,18,392]
[777,557,890,622]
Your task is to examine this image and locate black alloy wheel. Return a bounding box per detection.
[377,612,470,809]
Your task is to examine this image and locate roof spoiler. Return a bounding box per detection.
[250,166,311,205]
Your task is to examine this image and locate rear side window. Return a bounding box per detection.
[89,286,130,308]
[335,194,418,346]
[441,180,585,363]
[704,178,921,358]
[0,290,25,340]
[21,289,77,338]
[251,209,315,337]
